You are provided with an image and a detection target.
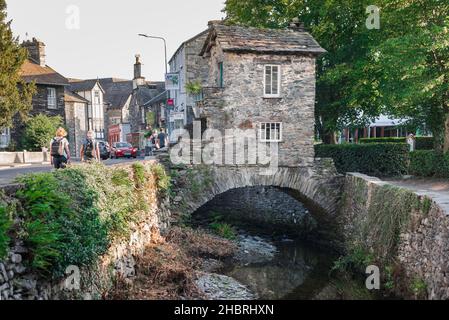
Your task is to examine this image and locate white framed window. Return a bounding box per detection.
[259,122,283,142]
[47,87,57,109]
[264,65,281,97]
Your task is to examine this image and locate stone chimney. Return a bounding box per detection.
[289,18,305,32]
[133,54,145,89]
[22,38,46,66]
[208,19,224,28]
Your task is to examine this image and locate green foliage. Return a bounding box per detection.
[16,171,109,275]
[151,163,171,195]
[331,246,374,274]
[0,0,35,128]
[315,143,409,177]
[146,112,156,128]
[111,168,133,188]
[209,222,237,240]
[410,278,427,298]
[0,204,12,259]
[360,137,435,150]
[185,80,203,95]
[21,114,64,151]
[133,163,146,188]
[409,151,449,178]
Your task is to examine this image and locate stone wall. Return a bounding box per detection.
[0,163,171,300]
[339,173,449,300]
[202,46,317,167]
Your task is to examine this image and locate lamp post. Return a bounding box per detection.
[138,34,168,75]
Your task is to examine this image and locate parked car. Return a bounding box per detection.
[98,141,111,160]
[111,142,138,159]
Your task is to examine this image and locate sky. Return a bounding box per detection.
[6,0,226,81]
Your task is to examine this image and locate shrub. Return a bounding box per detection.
[21,114,64,151]
[0,204,12,259]
[209,222,237,240]
[409,151,449,178]
[16,169,109,276]
[360,137,434,150]
[315,143,409,177]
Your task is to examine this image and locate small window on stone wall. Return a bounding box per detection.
[47,87,57,109]
[259,122,282,142]
[264,65,281,97]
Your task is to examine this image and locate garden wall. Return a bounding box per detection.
[0,161,172,300]
[339,173,449,299]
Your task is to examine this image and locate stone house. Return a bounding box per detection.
[64,91,89,157]
[197,21,326,167]
[168,30,209,138]
[10,38,69,149]
[68,79,106,141]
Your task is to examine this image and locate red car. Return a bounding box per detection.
[111,142,138,159]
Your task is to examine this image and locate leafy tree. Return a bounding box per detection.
[0,0,35,128]
[21,114,63,151]
[372,0,449,151]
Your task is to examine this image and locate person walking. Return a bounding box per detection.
[80,130,101,162]
[50,127,71,169]
[157,128,168,150]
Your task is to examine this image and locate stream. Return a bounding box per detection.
[190,187,377,300]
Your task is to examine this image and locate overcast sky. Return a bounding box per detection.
[6,0,226,81]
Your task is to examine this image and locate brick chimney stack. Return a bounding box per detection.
[22,38,46,66]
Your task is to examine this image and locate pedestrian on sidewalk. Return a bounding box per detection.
[50,127,71,169]
[157,128,168,150]
[80,130,100,162]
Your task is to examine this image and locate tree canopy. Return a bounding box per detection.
[0,0,35,129]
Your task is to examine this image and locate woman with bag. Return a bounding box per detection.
[50,127,71,169]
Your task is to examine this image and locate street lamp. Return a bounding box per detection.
[138,34,168,75]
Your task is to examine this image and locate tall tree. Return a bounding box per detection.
[373,0,449,151]
[0,0,34,129]
[224,0,384,144]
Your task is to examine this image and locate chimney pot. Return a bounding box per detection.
[289,18,305,32]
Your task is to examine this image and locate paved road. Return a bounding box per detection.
[0,158,147,186]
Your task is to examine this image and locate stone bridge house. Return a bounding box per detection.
[195,20,326,167]
[167,21,344,224]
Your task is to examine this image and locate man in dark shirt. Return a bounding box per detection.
[158,128,168,149]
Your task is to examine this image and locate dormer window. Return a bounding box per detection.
[47,87,57,109]
[264,65,281,97]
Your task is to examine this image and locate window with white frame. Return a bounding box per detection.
[259,122,282,142]
[47,87,57,109]
[264,65,281,97]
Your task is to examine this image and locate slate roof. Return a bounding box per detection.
[68,79,102,93]
[99,78,133,110]
[64,90,89,104]
[169,29,209,64]
[200,24,326,56]
[20,59,69,86]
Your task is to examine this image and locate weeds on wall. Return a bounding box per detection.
[7,162,168,278]
[0,204,12,259]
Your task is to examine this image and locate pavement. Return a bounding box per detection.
[0,157,151,186]
[386,177,449,214]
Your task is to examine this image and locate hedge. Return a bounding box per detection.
[315,143,409,177]
[359,137,434,150]
[409,151,449,178]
